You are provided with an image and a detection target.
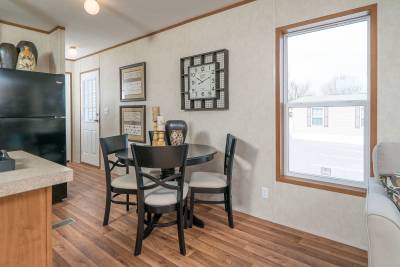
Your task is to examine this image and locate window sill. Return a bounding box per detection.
[277,175,366,197]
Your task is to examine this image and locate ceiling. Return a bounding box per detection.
[0,0,245,59]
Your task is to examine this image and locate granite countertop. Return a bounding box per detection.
[0,151,73,198]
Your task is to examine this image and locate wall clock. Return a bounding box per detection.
[180,49,229,111]
[189,62,217,100]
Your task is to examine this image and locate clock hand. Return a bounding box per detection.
[196,77,203,82]
[198,77,210,85]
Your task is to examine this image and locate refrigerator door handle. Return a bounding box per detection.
[54,116,66,119]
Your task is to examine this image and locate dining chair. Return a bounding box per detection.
[100,134,137,226]
[165,120,188,145]
[131,143,189,256]
[189,134,237,228]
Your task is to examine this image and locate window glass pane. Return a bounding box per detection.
[288,106,365,182]
[312,107,323,117]
[312,118,323,126]
[284,18,369,185]
[287,20,368,103]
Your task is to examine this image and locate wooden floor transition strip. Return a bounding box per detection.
[52,218,76,230]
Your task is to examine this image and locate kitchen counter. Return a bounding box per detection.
[0,150,72,198]
[0,151,73,267]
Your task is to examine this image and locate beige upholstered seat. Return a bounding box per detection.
[189,172,227,188]
[111,173,154,190]
[143,168,162,177]
[144,182,189,206]
[111,174,137,190]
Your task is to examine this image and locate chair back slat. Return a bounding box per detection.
[100,134,128,187]
[132,144,188,169]
[224,134,237,183]
[139,172,181,190]
[101,134,128,155]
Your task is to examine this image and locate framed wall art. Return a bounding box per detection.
[180,49,229,111]
[120,105,146,143]
[120,62,146,101]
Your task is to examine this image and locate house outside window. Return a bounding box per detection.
[311,107,324,126]
[307,107,329,127]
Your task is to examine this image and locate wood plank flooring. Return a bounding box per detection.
[52,163,368,267]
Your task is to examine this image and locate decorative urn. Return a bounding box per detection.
[0,43,18,69]
[16,41,38,71]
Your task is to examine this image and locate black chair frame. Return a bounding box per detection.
[100,134,137,226]
[189,134,237,228]
[131,144,189,256]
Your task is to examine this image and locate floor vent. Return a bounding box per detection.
[52,218,76,230]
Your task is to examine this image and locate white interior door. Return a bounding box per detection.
[80,70,100,166]
[65,73,72,162]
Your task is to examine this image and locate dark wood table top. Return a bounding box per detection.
[115,144,217,166]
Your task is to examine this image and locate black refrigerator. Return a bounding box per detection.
[0,68,67,203]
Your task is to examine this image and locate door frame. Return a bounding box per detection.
[65,72,73,163]
[79,68,101,168]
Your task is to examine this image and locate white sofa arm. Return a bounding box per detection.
[367,179,400,267]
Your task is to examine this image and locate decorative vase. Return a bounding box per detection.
[16,41,38,63]
[0,43,18,69]
[16,42,37,71]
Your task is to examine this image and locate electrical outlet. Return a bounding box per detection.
[261,187,269,199]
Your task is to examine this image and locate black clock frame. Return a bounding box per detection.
[180,49,229,111]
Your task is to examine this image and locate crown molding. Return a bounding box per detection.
[67,0,256,61]
[0,20,65,34]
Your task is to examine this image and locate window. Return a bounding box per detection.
[311,107,324,126]
[308,107,328,127]
[276,5,377,194]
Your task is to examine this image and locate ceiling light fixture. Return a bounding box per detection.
[84,0,100,15]
[68,46,78,57]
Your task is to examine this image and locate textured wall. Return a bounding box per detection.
[68,0,400,249]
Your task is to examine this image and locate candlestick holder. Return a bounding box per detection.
[151,130,166,146]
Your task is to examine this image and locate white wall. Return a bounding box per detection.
[48,29,65,74]
[65,60,74,162]
[68,0,400,249]
[0,23,64,73]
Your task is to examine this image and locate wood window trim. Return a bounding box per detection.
[275,4,377,198]
[277,176,366,197]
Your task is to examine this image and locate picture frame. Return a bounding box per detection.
[120,105,146,143]
[120,62,146,101]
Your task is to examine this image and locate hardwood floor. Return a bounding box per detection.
[52,163,368,267]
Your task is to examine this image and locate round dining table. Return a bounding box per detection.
[115,143,217,167]
[115,143,217,228]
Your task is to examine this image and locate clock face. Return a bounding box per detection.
[188,63,217,100]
